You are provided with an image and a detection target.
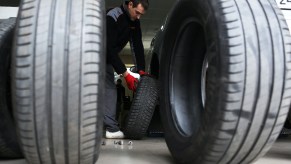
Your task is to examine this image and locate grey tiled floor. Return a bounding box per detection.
[1,136,291,164]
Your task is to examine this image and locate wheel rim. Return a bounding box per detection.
[201,55,208,108]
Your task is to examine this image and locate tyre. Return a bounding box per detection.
[11,0,105,163]
[0,18,23,159]
[124,76,159,139]
[160,0,291,163]
[284,109,291,129]
[280,109,291,137]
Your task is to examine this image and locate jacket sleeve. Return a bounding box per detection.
[131,21,145,72]
[106,16,127,74]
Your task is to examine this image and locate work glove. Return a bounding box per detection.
[124,73,138,91]
[138,70,149,77]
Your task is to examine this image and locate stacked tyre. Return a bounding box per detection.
[10,0,106,163]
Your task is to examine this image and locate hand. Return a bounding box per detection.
[138,70,149,76]
[124,73,138,91]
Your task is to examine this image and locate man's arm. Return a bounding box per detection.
[107,14,138,91]
[106,16,127,75]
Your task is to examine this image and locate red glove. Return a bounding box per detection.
[124,73,138,91]
[138,70,149,76]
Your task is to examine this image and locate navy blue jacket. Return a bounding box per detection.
[106,5,145,74]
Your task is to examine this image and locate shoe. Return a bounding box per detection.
[106,130,124,139]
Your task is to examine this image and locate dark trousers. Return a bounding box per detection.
[104,64,120,132]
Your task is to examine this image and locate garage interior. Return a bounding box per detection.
[1,0,291,164]
[102,1,291,163]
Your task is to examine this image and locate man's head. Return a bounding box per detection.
[125,0,149,21]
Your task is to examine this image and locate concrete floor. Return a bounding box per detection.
[1,136,291,164]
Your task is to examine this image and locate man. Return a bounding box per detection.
[105,0,149,139]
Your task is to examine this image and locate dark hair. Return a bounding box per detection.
[126,0,149,10]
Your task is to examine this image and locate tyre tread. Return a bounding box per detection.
[124,76,159,139]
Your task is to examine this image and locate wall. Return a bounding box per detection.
[0,7,18,19]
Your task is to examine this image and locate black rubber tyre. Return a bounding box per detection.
[11,0,105,163]
[284,110,291,129]
[0,18,23,159]
[124,76,159,139]
[160,0,291,163]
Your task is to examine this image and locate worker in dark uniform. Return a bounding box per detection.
[105,0,149,139]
